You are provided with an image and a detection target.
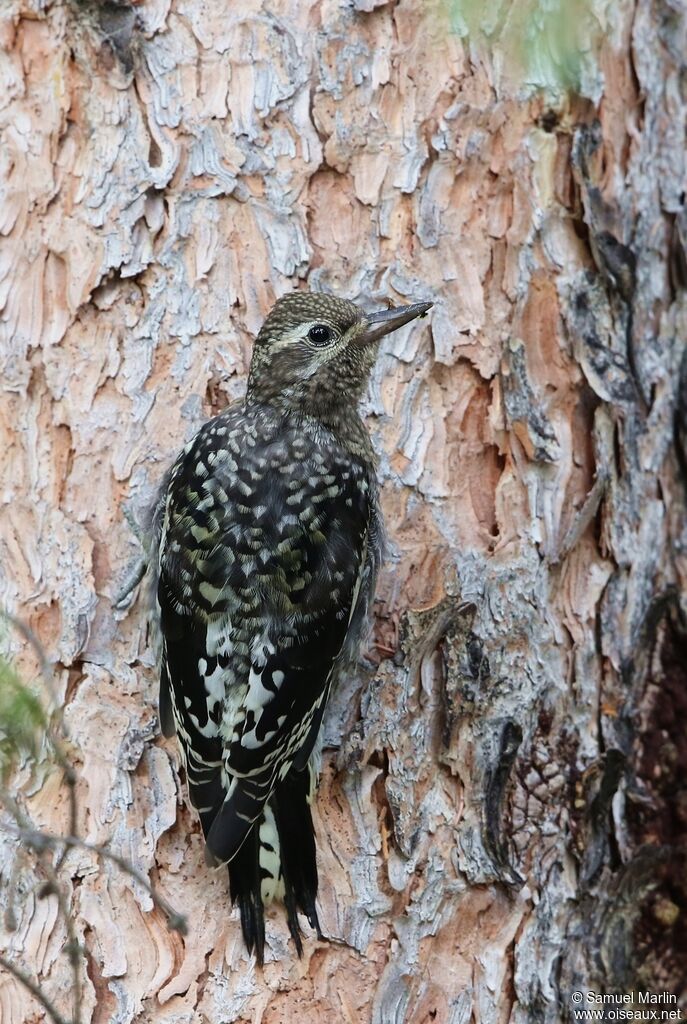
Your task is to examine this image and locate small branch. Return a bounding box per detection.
[0,609,181,1024]
[1,615,92,1024]
[1,790,84,1023]
[0,952,71,1024]
[37,857,83,1024]
[10,826,187,936]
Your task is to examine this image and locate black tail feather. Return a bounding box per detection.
[228,823,266,965]
[226,765,321,962]
[272,767,321,948]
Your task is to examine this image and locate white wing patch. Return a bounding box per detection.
[237,635,288,750]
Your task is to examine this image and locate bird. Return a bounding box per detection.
[153,290,432,962]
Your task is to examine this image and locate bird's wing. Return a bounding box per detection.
[157,408,373,861]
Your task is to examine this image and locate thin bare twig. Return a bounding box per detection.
[0,787,84,1024]
[0,952,71,1024]
[9,826,187,935]
[0,607,185,1024]
[36,856,83,1024]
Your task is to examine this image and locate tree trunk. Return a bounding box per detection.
[1,1,686,1022]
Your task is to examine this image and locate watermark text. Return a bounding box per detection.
[569,991,682,1021]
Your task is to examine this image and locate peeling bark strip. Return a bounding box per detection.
[1,0,686,1021]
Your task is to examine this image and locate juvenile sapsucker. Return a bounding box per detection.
[154,291,432,961]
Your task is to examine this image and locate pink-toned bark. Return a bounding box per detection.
[1,1,685,1021]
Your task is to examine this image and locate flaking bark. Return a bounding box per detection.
[1,1,686,1021]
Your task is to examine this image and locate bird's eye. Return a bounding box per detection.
[307,324,333,346]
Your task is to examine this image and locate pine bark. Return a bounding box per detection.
[1,1,686,1022]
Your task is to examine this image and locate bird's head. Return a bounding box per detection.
[246,291,432,415]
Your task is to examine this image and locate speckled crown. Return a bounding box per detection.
[256,291,363,342]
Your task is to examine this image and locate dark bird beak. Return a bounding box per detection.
[359,301,433,345]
